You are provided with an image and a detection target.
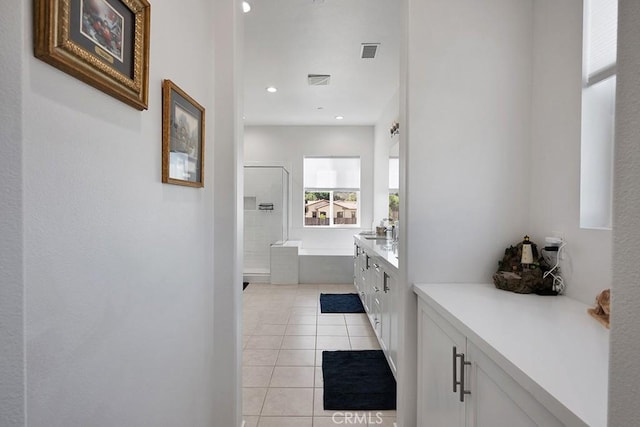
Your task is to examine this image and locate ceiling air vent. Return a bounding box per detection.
[361,43,380,59]
[308,74,331,86]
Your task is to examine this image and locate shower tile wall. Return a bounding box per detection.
[244,167,289,274]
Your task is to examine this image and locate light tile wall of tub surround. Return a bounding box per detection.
[270,244,300,284]
[244,167,288,273]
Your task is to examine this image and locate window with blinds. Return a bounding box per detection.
[580,0,617,229]
[303,157,361,227]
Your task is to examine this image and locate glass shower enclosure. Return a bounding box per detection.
[243,166,290,283]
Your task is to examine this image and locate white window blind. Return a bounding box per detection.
[389,157,399,190]
[580,0,617,230]
[303,157,360,190]
[584,0,618,79]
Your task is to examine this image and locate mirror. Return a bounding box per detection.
[389,141,399,223]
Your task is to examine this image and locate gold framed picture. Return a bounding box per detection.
[34,0,150,110]
[162,80,206,188]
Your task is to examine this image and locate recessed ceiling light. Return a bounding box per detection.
[242,1,251,13]
[266,86,277,93]
[335,115,344,120]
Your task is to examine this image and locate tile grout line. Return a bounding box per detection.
[313,297,319,420]
[244,284,387,425]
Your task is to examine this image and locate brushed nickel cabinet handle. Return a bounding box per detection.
[453,346,459,392]
[459,353,472,402]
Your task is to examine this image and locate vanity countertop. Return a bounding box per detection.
[414,283,609,427]
[354,234,398,270]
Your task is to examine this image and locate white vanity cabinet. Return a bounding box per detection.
[370,261,383,335]
[353,243,367,305]
[465,341,562,427]
[380,268,398,373]
[418,299,563,427]
[353,236,399,377]
[417,302,466,427]
[415,283,609,427]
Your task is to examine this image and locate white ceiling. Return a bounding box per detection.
[243,0,401,126]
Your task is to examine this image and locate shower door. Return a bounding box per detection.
[243,166,289,280]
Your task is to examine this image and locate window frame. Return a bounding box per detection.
[302,156,362,228]
[579,0,617,230]
[388,157,400,223]
[303,189,361,228]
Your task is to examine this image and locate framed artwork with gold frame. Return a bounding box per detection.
[34,0,150,110]
[162,80,206,188]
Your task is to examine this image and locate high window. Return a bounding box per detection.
[303,157,360,227]
[580,0,617,229]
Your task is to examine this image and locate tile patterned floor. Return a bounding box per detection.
[243,283,397,427]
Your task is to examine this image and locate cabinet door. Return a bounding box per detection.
[466,342,563,427]
[372,295,382,338]
[360,251,371,312]
[354,245,365,294]
[353,244,360,290]
[417,302,466,427]
[370,261,383,334]
[381,270,397,373]
[364,255,377,313]
[359,252,367,299]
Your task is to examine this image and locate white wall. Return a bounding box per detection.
[400,1,534,425]
[530,0,612,305]
[0,0,25,424]
[373,91,400,223]
[10,0,232,425]
[609,0,640,424]
[244,126,374,250]
[406,0,533,284]
[212,0,243,425]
